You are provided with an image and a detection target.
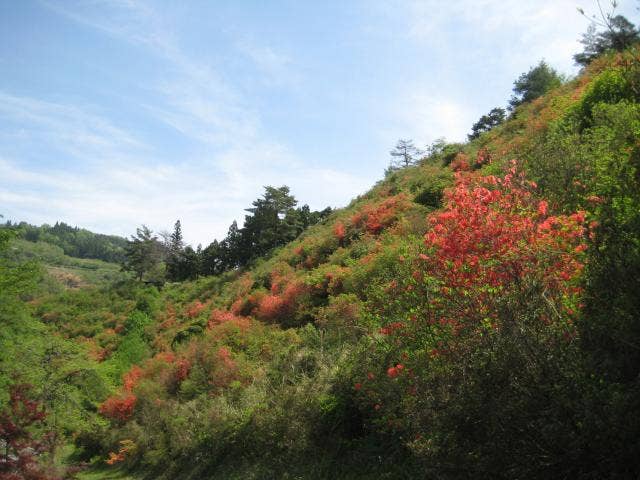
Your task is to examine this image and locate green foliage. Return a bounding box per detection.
[2,238,128,287]
[4,220,128,263]
[122,225,164,283]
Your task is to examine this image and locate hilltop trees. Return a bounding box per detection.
[466,62,562,141]
[241,186,299,259]
[125,187,331,282]
[509,60,563,110]
[389,139,423,168]
[122,225,163,282]
[574,1,639,66]
[468,107,505,139]
[220,186,332,267]
[3,220,128,263]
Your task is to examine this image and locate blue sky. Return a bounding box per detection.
[1,0,637,245]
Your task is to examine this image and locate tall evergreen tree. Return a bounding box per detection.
[508,61,563,110]
[122,225,161,282]
[468,107,506,140]
[242,186,298,260]
[201,240,224,276]
[166,220,185,281]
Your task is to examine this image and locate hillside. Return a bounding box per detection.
[4,221,129,264]
[2,48,640,480]
[1,238,129,288]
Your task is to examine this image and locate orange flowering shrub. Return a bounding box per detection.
[105,439,136,465]
[123,365,143,392]
[230,290,265,317]
[207,308,250,331]
[333,221,346,244]
[424,163,585,300]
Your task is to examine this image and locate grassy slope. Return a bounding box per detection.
[4,238,129,288]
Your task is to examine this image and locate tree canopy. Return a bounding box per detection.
[468,107,506,140]
[509,60,563,110]
[574,2,639,67]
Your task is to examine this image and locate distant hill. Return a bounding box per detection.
[2,220,128,263]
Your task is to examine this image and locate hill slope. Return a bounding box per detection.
[3,48,640,479]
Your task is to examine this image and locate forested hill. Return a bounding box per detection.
[3,220,128,263]
[2,41,640,480]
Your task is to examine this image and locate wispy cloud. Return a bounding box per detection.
[0,92,146,162]
[236,39,300,88]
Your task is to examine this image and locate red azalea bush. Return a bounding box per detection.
[333,221,346,243]
[256,280,309,324]
[350,194,411,235]
[354,163,588,436]
[208,309,250,331]
[99,394,136,422]
[423,162,585,312]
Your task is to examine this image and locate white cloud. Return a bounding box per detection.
[0,151,367,246]
[0,0,367,245]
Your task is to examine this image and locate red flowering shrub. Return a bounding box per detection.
[424,163,586,301]
[256,294,286,320]
[333,221,346,244]
[122,365,143,392]
[379,321,405,336]
[185,301,205,319]
[207,347,239,389]
[174,358,191,383]
[349,195,410,235]
[386,364,404,378]
[208,309,250,331]
[0,384,54,480]
[355,164,588,431]
[256,281,308,324]
[159,303,177,330]
[449,152,471,171]
[99,394,136,422]
[230,290,264,317]
[475,148,492,167]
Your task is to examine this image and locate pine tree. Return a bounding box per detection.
[468,107,505,140]
[166,220,185,281]
[508,61,563,110]
[389,139,423,168]
[122,225,161,282]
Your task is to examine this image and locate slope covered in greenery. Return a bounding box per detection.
[5,221,129,264]
[2,47,640,479]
